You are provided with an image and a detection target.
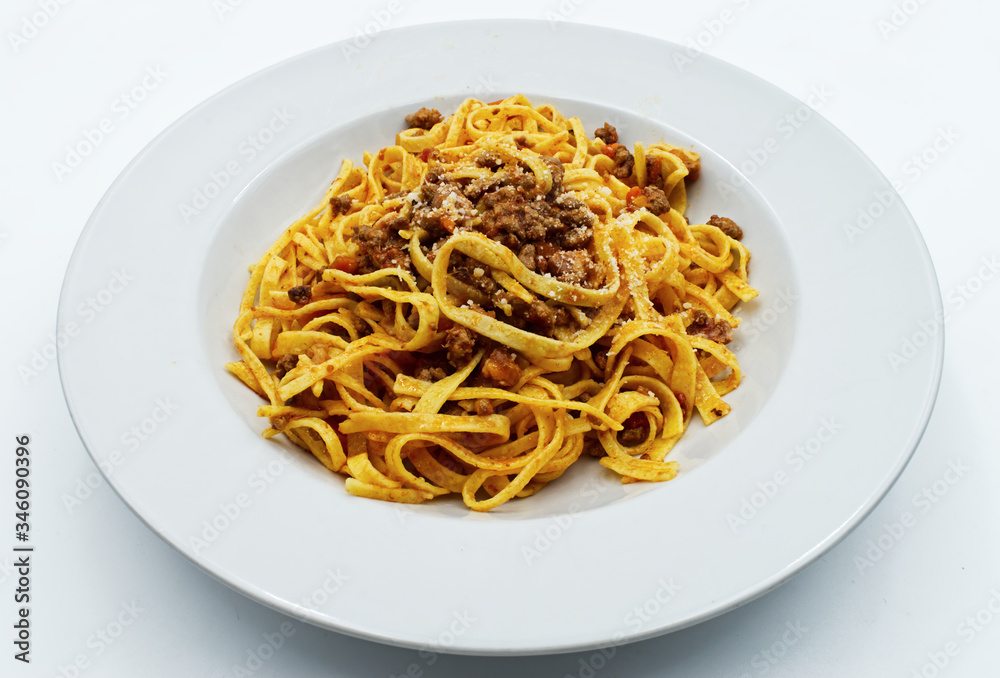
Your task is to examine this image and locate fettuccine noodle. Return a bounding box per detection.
[227,95,757,511]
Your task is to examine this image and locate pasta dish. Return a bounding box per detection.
[226,95,757,511]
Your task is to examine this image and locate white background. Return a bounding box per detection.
[2,0,998,676]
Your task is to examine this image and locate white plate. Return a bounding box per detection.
[58,21,942,655]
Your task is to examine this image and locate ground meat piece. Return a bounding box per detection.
[450,253,497,298]
[554,194,584,211]
[443,325,477,367]
[595,123,618,145]
[475,399,494,416]
[619,428,647,446]
[352,213,411,273]
[645,157,663,189]
[404,107,443,130]
[674,391,688,415]
[517,243,536,271]
[686,310,734,344]
[287,285,312,304]
[491,232,521,251]
[592,349,608,372]
[526,300,556,333]
[476,150,503,168]
[478,185,564,243]
[430,183,474,211]
[406,306,421,330]
[329,194,352,216]
[556,196,594,230]
[547,250,594,286]
[611,145,635,180]
[423,166,446,184]
[540,155,564,192]
[419,178,447,204]
[509,166,537,191]
[522,200,560,240]
[619,413,649,446]
[533,241,557,274]
[479,186,524,238]
[682,155,701,182]
[463,172,503,201]
[416,365,447,382]
[559,225,592,249]
[273,353,299,379]
[552,306,571,328]
[642,186,670,215]
[410,206,449,236]
[480,184,517,209]
[708,215,743,240]
[412,181,476,234]
[481,349,521,387]
[479,164,537,194]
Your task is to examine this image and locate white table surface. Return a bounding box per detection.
[3,0,998,675]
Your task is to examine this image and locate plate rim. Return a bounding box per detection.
[57,18,945,655]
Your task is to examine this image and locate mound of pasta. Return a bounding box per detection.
[227,95,757,511]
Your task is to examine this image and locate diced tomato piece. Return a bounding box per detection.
[622,412,648,429]
[625,186,649,210]
[331,255,359,274]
